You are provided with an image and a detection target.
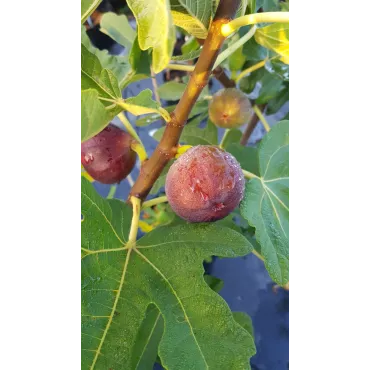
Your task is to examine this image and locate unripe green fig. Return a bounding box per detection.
[208,88,253,128]
[81,124,137,184]
[165,145,245,223]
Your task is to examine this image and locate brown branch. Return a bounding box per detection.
[240,103,267,146]
[129,0,241,201]
[213,66,236,88]
[196,38,235,89]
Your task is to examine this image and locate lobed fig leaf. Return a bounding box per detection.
[240,120,289,285]
[81,178,255,369]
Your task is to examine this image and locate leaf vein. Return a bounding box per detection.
[90,248,132,369]
[82,192,125,245]
[262,144,288,178]
[263,184,289,212]
[134,248,209,369]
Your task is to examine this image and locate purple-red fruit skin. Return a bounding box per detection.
[165,145,245,223]
[81,124,137,184]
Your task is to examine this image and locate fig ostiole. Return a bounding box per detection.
[81,123,137,184]
[209,88,253,128]
[165,145,245,223]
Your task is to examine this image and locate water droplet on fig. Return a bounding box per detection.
[213,203,225,212]
[84,153,94,163]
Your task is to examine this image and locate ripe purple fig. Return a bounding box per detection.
[209,88,253,128]
[165,145,245,223]
[81,124,137,184]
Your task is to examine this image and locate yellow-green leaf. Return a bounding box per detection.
[254,23,289,64]
[170,0,213,39]
[100,12,136,50]
[126,0,176,73]
[171,10,208,39]
[81,0,102,23]
[81,89,114,142]
[81,26,131,84]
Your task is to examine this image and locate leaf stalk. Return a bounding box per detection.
[128,196,141,243]
[118,112,148,159]
[253,105,270,132]
[221,12,289,37]
[142,196,168,209]
[242,169,259,179]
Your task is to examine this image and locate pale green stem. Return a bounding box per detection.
[252,249,265,262]
[117,112,144,145]
[202,95,213,101]
[119,68,135,89]
[107,184,117,199]
[236,59,267,83]
[118,112,148,163]
[126,174,134,187]
[128,196,141,243]
[236,55,281,83]
[214,26,257,69]
[221,12,290,37]
[142,196,168,210]
[150,65,161,104]
[253,105,270,132]
[243,169,259,180]
[131,141,148,162]
[98,96,116,103]
[219,129,230,150]
[167,26,257,74]
[167,63,195,72]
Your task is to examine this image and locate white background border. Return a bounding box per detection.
[0,0,80,368]
[0,0,369,369]
[289,0,370,368]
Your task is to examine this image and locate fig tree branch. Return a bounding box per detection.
[166,24,257,76]
[240,104,267,145]
[213,66,236,88]
[129,0,241,201]
[197,37,236,89]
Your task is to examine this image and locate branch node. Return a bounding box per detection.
[168,111,183,128]
[158,148,174,159]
